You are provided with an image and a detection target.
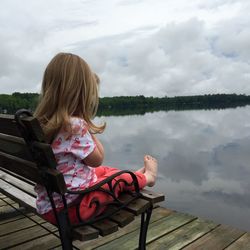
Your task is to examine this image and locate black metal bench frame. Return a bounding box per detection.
[0,109,164,250]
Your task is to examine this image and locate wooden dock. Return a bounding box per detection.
[0,192,250,250]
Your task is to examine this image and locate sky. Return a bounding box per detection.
[0,0,250,97]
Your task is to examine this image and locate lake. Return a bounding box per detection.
[95,105,250,231]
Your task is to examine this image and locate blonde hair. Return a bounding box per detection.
[34,52,105,141]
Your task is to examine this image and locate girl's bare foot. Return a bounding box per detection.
[144,155,158,187]
[137,166,145,174]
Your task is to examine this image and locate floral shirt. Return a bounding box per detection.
[35,117,97,214]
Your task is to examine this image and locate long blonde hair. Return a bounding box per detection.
[34,52,105,141]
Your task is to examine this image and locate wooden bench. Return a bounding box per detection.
[0,109,164,250]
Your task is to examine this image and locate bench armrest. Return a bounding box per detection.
[66,170,140,195]
[63,170,142,225]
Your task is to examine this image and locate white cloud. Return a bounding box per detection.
[0,0,250,96]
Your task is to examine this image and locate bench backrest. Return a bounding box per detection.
[0,112,66,194]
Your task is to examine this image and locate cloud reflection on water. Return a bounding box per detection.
[95,106,250,231]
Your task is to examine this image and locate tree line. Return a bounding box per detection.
[1,92,250,116]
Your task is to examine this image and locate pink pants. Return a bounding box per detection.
[42,166,147,224]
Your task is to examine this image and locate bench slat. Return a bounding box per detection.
[118,194,151,216]
[73,225,99,241]
[0,114,46,142]
[0,169,36,197]
[0,167,35,186]
[92,219,119,236]
[0,133,33,161]
[0,179,36,212]
[0,151,41,183]
[0,133,57,169]
[140,189,165,204]
[0,152,66,194]
[106,206,135,227]
[0,114,21,137]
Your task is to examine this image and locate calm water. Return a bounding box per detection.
[95,106,250,231]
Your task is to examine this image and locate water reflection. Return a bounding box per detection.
[95,106,250,231]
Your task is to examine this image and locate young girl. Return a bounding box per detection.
[34,52,158,224]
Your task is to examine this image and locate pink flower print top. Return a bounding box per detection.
[35,117,97,214]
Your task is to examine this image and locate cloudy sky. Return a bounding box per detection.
[1,0,250,97]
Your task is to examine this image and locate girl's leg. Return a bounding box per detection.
[79,155,157,221]
[42,205,80,225]
[95,165,147,190]
[78,167,147,220]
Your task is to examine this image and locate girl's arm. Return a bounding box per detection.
[83,135,104,168]
[92,134,105,157]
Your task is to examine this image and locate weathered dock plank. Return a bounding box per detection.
[225,233,250,250]
[0,203,19,213]
[0,213,52,237]
[0,214,25,225]
[147,218,218,249]
[27,214,47,224]
[0,216,37,236]
[182,224,245,250]
[0,193,249,250]
[8,233,61,250]
[94,212,196,250]
[0,221,57,249]
[0,204,22,220]
[0,197,15,206]
[0,193,6,199]
[49,246,64,250]
[74,207,173,249]
[2,197,17,204]
[0,224,52,249]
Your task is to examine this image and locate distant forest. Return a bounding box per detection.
[1,92,250,116]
